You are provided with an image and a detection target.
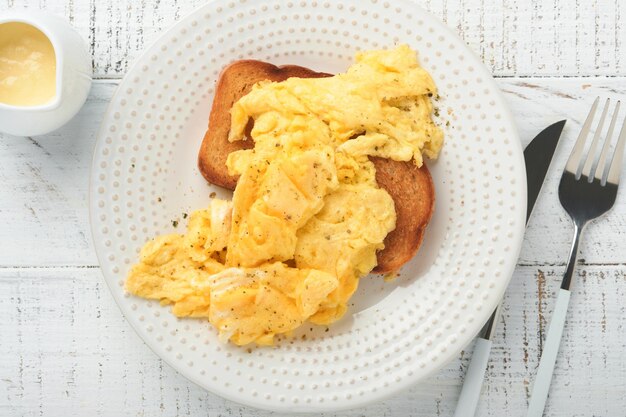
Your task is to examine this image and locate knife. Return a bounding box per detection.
[453,120,566,417]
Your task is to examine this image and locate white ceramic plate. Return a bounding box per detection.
[90,0,526,412]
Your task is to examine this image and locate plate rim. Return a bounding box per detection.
[89,0,527,412]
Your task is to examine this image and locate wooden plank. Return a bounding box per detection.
[0,0,623,415]
[1,78,625,267]
[0,84,114,267]
[502,77,626,266]
[0,265,623,416]
[1,0,623,78]
[493,264,626,417]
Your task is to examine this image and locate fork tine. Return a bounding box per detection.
[606,111,626,185]
[594,101,621,182]
[581,98,610,179]
[565,97,600,174]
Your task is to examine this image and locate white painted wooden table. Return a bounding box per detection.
[1,1,625,416]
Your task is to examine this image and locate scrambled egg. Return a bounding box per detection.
[126,45,443,345]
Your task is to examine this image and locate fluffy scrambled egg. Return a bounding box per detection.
[126,45,443,345]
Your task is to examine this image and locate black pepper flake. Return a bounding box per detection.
[157,197,162,202]
[209,192,217,198]
[172,220,179,227]
[182,212,188,219]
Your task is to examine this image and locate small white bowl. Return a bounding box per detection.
[0,10,92,136]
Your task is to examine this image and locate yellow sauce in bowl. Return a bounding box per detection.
[0,22,56,107]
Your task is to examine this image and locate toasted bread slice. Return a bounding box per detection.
[197,60,435,273]
[198,60,331,189]
[370,157,434,273]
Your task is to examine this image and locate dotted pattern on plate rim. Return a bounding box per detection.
[90,0,525,412]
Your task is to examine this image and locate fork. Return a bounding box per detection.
[526,97,626,417]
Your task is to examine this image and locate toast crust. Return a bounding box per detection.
[370,157,434,273]
[197,60,435,273]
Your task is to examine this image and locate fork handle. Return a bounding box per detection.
[526,288,572,417]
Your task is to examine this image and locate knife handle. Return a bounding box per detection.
[453,337,492,417]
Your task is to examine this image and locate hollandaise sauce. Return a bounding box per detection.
[0,22,56,106]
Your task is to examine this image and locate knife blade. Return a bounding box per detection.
[525,120,567,223]
[479,120,567,341]
[453,120,566,417]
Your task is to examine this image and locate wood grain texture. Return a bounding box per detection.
[0,79,624,416]
[1,80,625,267]
[0,266,623,417]
[0,0,625,414]
[1,0,624,78]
